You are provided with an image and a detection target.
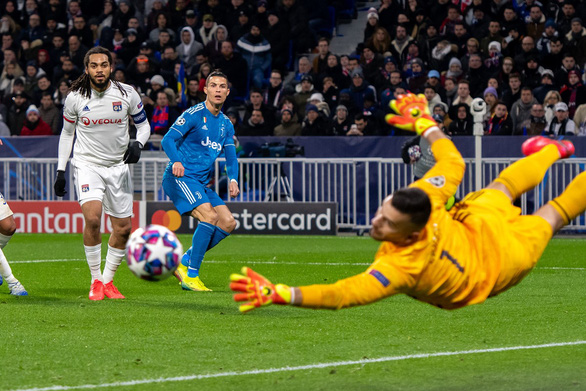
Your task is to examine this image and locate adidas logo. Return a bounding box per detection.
[83,106,90,111]
[202,125,208,130]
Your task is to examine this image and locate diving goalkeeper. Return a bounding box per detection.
[231,93,584,313]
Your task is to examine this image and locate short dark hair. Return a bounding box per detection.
[205,70,229,86]
[391,188,431,229]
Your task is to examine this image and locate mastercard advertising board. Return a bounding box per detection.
[146,202,337,235]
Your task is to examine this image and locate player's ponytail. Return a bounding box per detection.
[69,46,128,99]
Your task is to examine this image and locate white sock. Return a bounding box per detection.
[84,244,102,282]
[0,248,17,284]
[103,245,125,284]
[0,233,12,249]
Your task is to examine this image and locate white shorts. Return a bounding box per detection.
[0,192,13,220]
[72,159,133,218]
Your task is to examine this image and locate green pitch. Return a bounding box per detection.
[2,234,585,391]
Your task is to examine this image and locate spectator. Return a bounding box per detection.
[511,87,538,131]
[176,26,204,74]
[302,104,331,135]
[306,92,330,118]
[293,75,315,120]
[230,10,252,43]
[331,105,352,136]
[319,54,350,91]
[70,15,94,48]
[287,56,316,92]
[526,5,546,41]
[486,102,513,135]
[225,106,242,135]
[0,61,24,97]
[452,80,473,107]
[262,10,289,73]
[542,37,564,71]
[277,0,318,54]
[321,76,339,115]
[214,40,248,99]
[347,69,377,113]
[52,79,69,109]
[366,26,392,55]
[263,70,285,109]
[390,25,414,62]
[560,70,586,118]
[32,75,54,106]
[197,14,218,45]
[484,41,503,73]
[240,108,273,136]
[480,20,503,55]
[466,53,488,97]
[118,28,141,65]
[533,70,557,103]
[237,23,272,90]
[149,90,180,144]
[516,103,548,135]
[243,88,276,131]
[363,8,379,42]
[443,76,458,107]
[405,57,426,93]
[39,92,61,135]
[67,35,89,70]
[312,37,331,75]
[544,90,562,123]
[545,102,576,135]
[448,103,473,135]
[148,12,175,44]
[0,114,9,136]
[185,76,202,107]
[536,19,559,54]
[274,108,302,136]
[554,53,579,88]
[204,25,228,65]
[346,112,374,136]
[501,73,522,110]
[483,87,499,119]
[572,102,586,135]
[20,104,52,136]
[423,84,442,113]
[565,17,586,65]
[8,91,28,135]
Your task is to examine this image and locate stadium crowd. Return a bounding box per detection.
[1,0,586,139]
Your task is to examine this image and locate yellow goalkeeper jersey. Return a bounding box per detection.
[300,138,552,310]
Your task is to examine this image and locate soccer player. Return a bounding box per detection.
[230,93,585,313]
[161,71,240,292]
[54,46,151,301]
[0,142,27,296]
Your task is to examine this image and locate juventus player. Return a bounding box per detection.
[162,71,240,292]
[54,47,150,300]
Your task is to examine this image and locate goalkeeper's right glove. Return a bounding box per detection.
[385,93,438,136]
[230,267,291,313]
[54,170,67,197]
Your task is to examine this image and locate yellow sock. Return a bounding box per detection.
[494,145,560,200]
[549,170,586,225]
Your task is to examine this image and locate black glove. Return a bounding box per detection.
[54,170,66,197]
[123,141,143,164]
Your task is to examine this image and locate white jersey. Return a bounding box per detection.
[63,82,145,167]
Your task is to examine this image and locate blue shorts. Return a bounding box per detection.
[162,175,225,215]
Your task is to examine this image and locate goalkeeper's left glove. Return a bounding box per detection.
[123,140,143,164]
[385,93,438,136]
[230,267,291,313]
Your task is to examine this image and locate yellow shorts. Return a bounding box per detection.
[458,189,553,296]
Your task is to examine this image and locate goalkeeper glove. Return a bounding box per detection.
[230,267,292,313]
[123,140,143,164]
[54,170,67,197]
[385,93,438,136]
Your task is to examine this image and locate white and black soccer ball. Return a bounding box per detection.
[126,224,183,281]
[408,145,422,162]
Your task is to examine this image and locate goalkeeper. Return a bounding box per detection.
[231,93,585,313]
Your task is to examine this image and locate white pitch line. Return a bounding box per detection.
[11,341,586,391]
[8,259,586,270]
[9,259,586,270]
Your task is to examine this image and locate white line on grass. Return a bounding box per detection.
[11,340,586,391]
[10,259,586,271]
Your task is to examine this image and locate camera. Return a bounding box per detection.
[285,138,305,157]
[471,98,487,136]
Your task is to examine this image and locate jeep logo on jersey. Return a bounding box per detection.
[81,117,123,126]
[201,136,222,151]
[113,101,122,111]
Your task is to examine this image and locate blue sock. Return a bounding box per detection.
[187,222,215,278]
[181,247,192,267]
[207,226,230,251]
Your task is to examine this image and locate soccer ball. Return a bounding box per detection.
[408,145,422,162]
[126,224,183,281]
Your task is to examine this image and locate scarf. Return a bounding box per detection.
[152,105,169,134]
[487,113,507,134]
